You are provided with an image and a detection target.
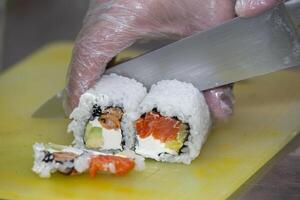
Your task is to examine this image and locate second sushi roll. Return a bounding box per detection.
[134,80,211,164]
[68,74,147,152]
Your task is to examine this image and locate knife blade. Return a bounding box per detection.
[105,4,300,90]
[32,3,300,118]
[32,90,65,118]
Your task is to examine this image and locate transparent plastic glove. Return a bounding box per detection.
[235,0,282,17]
[65,0,281,120]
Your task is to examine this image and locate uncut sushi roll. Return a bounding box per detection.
[32,143,145,178]
[68,74,147,152]
[134,80,211,164]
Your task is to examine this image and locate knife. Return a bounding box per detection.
[32,2,300,118]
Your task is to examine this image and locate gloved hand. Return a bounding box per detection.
[65,0,281,120]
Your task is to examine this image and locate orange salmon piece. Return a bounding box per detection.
[136,112,181,143]
[89,155,135,177]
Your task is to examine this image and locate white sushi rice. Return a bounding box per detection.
[68,74,147,150]
[32,143,145,178]
[32,143,86,178]
[73,153,90,173]
[135,80,211,164]
[32,143,57,178]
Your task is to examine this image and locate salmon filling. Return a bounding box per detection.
[135,111,189,155]
[136,112,181,142]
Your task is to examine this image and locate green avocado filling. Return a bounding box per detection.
[45,143,65,151]
[165,123,189,152]
[84,122,104,148]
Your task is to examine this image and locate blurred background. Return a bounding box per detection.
[0,0,173,71]
[1,0,89,71]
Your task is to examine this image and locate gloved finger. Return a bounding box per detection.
[64,0,237,115]
[65,1,142,114]
[235,0,282,17]
[203,84,235,121]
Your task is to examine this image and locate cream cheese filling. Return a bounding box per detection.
[89,117,123,150]
[135,135,177,160]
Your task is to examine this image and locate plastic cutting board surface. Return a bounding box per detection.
[0,42,300,200]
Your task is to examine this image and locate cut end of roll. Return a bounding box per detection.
[134,80,212,164]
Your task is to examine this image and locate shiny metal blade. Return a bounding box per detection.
[106,4,300,90]
[32,92,66,118]
[33,3,300,119]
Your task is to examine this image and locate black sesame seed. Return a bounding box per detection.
[42,151,54,163]
[172,116,179,120]
[179,145,187,154]
[158,152,168,157]
[91,104,101,118]
[55,160,63,164]
[121,140,126,146]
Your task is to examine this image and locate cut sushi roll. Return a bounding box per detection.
[32,143,145,178]
[68,74,147,152]
[135,111,190,156]
[134,80,211,164]
[84,107,124,150]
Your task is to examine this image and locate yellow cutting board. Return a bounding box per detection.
[0,42,300,200]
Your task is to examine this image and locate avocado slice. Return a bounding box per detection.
[165,123,188,152]
[84,122,104,148]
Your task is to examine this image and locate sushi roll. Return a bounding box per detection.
[134,80,211,164]
[68,74,147,152]
[32,143,145,178]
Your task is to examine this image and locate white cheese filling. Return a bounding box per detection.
[135,135,177,160]
[89,117,123,150]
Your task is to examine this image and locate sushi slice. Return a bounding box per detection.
[32,143,145,178]
[134,80,211,164]
[68,74,147,152]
